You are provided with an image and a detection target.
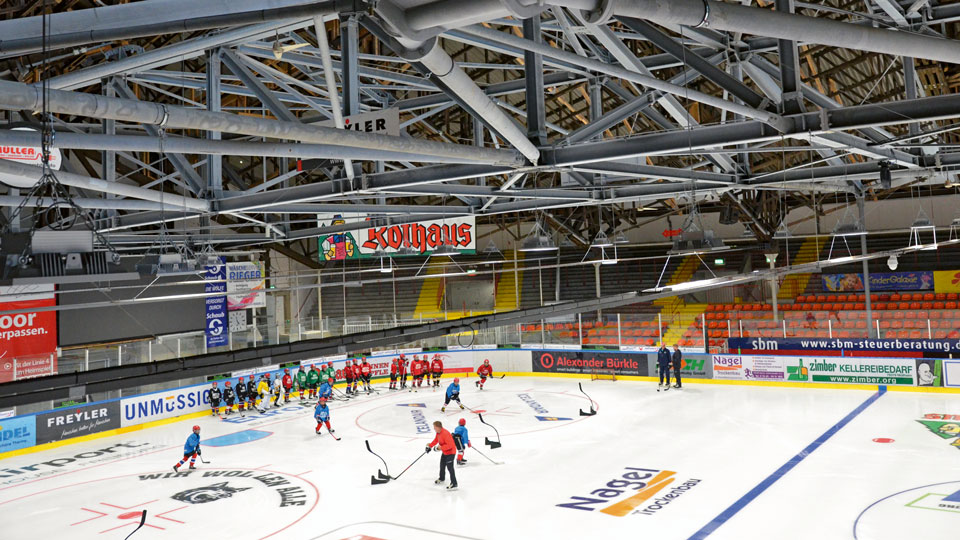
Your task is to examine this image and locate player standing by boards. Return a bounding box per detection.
[427,421,458,490]
[222,381,236,415]
[410,356,424,392]
[441,378,465,412]
[352,360,363,394]
[423,355,432,387]
[324,362,335,385]
[246,377,258,411]
[431,354,444,389]
[296,366,307,401]
[314,398,334,435]
[399,354,408,389]
[360,357,373,394]
[235,377,248,413]
[657,343,672,391]
[208,382,222,416]
[476,359,493,390]
[173,425,201,472]
[272,372,284,406]
[389,358,399,390]
[344,360,355,395]
[307,366,320,399]
[453,418,471,466]
[282,368,294,402]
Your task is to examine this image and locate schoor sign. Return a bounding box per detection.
[0,285,57,383]
[35,402,121,445]
[532,350,649,376]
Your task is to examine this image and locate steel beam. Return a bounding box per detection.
[523,15,548,145]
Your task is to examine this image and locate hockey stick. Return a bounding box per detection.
[198,453,211,464]
[391,449,430,481]
[123,510,147,540]
[578,382,597,416]
[366,440,391,484]
[471,446,503,465]
[327,428,341,441]
[478,413,502,449]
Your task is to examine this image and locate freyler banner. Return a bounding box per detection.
[316,214,476,260]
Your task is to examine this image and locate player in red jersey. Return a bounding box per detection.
[389,358,399,390]
[351,359,362,394]
[410,356,424,392]
[431,354,444,389]
[399,354,408,389]
[360,357,373,394]
[476,359,493,390]
[282,368,293,402]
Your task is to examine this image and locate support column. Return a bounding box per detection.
[858,195,874,337]
[523,14,547,146]
[340,14,360,116]
[206,50,222,198]
[774,0,804,115]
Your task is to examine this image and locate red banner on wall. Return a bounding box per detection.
[0,285,57,382]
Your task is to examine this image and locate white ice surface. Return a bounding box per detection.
[0,377,954,540]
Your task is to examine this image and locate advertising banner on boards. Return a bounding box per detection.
[532,350,649,376]
[35,401,121,445]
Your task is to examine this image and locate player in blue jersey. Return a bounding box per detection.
[173,425,201,471]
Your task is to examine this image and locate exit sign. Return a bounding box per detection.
[714,258,725,266]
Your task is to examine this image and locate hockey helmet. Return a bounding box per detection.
[458,418,466,426]
[319,397,327,403]
[284,368,290,373]
[225,381,231,386]
[192,425,201,432]
[454,377,460,383]
[238,376,244,382]
[212,381,218,387]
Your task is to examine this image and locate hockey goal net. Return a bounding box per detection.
[591,368,617,381]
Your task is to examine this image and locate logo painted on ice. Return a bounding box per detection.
[172,482,250,504]
[536,416,571,422]
[557,466,701,517]
[917,413,960,451]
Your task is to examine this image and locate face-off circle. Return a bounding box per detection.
[0,468,318,537]
[354,389,592,439]
[854,480,960,540]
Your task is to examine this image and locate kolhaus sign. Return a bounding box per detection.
[317,215,476,260]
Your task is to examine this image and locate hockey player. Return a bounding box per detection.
[360,357,372,394]
[208,382,222,416]
[476,359,493,390]
[351,359,362,394]
[282,368,294,402]
[410,356,424,392]
[314,397,333,435]
[295,366,308,400]
[343,360,355,395]
[324,362,335,385]
[389,358,399,390]
[426,421,457,490]
[307,366,321,399]
[399,354,408,389]
[256,374,270,412]
[453,418,471,465]
[431,354,444,388]
[235,377,248,413]
[423,355,431,386]
[271,372,284,407]
[173,425,201,472]
[245,377,258,411]
[222,381,236,415]
[441,378,465,412]
[318,378,333,401]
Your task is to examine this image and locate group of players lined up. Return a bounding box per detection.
[387,354,495,392]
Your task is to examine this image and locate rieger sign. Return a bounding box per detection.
[226,262,265,311]
[36,401,121,445]
[317,214,476,260]
[0,284,58,383]
[557,466,701,517]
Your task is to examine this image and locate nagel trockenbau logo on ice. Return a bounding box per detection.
[557,466,700,517]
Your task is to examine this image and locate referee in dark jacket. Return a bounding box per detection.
[672,344,683,389]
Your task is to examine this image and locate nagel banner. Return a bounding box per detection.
[316,214,476,260]
[0,284,57,383]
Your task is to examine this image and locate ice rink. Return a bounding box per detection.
[0,376,956,540]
